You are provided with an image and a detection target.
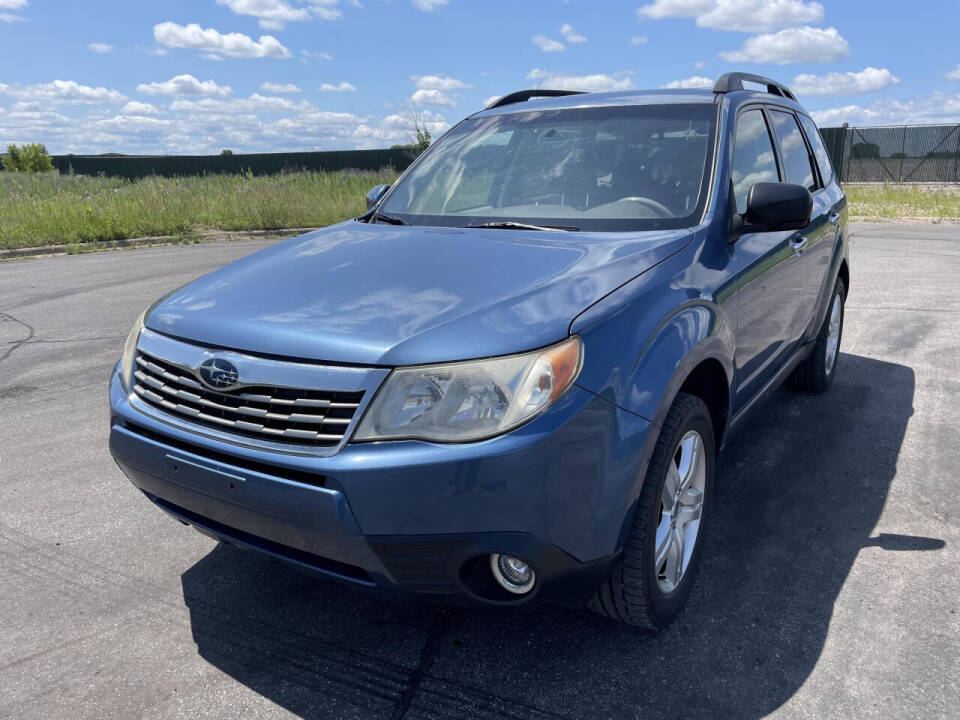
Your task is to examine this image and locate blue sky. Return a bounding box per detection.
[1,0,959,154]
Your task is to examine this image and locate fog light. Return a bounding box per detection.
[490,553,536,594]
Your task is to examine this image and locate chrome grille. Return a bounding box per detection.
[132,350,364,447]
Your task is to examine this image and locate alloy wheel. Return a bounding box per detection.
[825,294,842,375]
[655,430,707,593]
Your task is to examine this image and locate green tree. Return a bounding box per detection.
[220,149,234,156]
[2,143,54,172]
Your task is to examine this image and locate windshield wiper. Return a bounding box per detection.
[370,211,409,226]
[466,221,580,232]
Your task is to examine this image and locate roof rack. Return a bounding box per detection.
[486,89,586,109]
[712,72,797,101]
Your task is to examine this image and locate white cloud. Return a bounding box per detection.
[201,53,224,61]
[96,115,172,132]
[630,35,648,45]
[947,65,960,81]
[137,74,233,97]
[792,67,900,97]
[483,95,500,107]
[0,79,126,104]
[636,0,713,19]
[694,60,706,69]
[170,94,312,113]
[153,22,291,59]
[318,81,357,92]
[526,68,634,92]
[120,101,160,115]
[216,0,309,28]
[560,23,587,43]
[87,42,113,53]
[412,0,447,10]
[305,0,343,21]
[412,75,470,91]
[636,0,823,32]
[216,0,343,27]
[409,75,469,106]
[719,26,849,64]
[698,0,823,32]
[809,92,960,127]
[532,35,565,52]
[1,92,453,154]
[662,76,713,89]
[410,88,455,106]
[301,49,333,60]
[0,0,26,22]
[260,82,302,93]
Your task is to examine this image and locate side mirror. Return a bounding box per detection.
[732,182,813,239]
[365,184,390,210]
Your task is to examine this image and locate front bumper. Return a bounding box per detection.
[109,368,652,607]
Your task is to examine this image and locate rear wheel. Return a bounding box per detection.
[589,392,714,629]
[789,278,846,393]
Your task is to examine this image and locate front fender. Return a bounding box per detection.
[573,285,735,428]
[571,270,735,550]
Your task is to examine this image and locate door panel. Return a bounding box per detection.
[730,230,803,411]
[796,113,844,332]
[728,108,805,411]
[768,110,831,338]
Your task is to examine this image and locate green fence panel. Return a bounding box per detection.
[817,124,960,183]
[51,148,414,179]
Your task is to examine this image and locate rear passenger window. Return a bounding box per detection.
[731,109,779,214]
[769,110,816,191]
[797,113,834,184]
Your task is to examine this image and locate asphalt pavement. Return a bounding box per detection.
[1,223,957,719]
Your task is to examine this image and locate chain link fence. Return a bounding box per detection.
[820,124,960,183]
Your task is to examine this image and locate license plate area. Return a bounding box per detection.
[165,454,246,498]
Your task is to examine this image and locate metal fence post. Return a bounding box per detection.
[898,124,907,183]
[838,123,849,182]
[953,125,960,183]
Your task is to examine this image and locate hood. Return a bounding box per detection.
[146,221,691,366]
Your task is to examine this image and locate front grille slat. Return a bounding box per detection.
[133,351,364,448]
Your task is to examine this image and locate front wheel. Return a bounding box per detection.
[789,278,846,393]
[589,392,715,629]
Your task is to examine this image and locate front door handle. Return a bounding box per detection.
[829,212,840,224]
[792,236,808,254]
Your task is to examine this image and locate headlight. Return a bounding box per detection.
[119,309,147,391]
[354,337,582,443]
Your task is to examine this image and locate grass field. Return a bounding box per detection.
[0,170,396,251]
[843,183,960,221]
[2,172,960,252]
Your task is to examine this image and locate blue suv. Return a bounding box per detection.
[109,73,848,628]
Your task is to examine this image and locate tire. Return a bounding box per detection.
[589,392,715,629]
[789,278,846,393]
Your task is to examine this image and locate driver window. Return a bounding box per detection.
[731,110,780,214]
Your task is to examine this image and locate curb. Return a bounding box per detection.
[849,216,960,225]
[0,227,319,261]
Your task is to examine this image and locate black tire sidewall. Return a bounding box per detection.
[824,280,846,382]
[645,402,716,620]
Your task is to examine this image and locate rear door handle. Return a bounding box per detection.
[829,212,840,224]
[792,236,808,254]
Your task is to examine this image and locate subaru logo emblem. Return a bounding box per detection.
[198,358,239,390]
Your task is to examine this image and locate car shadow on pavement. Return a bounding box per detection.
[181,353,939,719]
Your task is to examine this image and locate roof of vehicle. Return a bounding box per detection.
[475,75,804,118]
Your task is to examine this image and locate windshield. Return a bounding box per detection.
[378,103,718,232]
